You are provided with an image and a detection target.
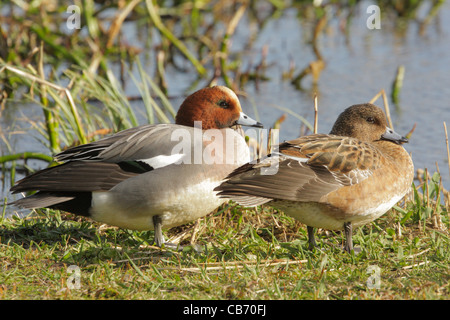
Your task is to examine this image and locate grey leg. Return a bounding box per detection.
[152,215,165,247]
[307,226,317,249]
[152,215,182,250]
[343,222,353,253]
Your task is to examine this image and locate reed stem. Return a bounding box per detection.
[145,0,207,76]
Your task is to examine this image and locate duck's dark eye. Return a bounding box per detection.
[217,100,230,109]
[366,116,375,124]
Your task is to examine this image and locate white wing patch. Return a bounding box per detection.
[138,153,186,169]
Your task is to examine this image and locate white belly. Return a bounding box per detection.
[90,178,225,230]
[272,193,403,231]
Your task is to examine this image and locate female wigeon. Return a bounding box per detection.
[10,86,263,248]
[215,103,414,252]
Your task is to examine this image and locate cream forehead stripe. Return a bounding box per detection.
[216,86,242,111]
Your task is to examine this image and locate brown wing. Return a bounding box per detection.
[215,134,382,206]
[281,134,381,173]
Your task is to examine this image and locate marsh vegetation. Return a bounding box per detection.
[0,0,449,300]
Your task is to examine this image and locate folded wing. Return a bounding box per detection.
[215,134,382,207]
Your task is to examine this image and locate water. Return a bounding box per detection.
[2,1,450,217]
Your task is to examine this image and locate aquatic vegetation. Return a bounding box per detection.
[0,0,449,300]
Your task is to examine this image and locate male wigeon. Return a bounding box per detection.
[215,103,414,252]
[10,86,263,248]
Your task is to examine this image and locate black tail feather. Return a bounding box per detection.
[11,192,92,217]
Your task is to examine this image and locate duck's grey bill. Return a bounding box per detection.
[236,112,263,128]
[381,126,408,144]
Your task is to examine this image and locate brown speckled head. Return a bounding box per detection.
[175,86,244,130]
[330,103,406,144]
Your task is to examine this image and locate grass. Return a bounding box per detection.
[1,177,449,300]
[1,0,449,301]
